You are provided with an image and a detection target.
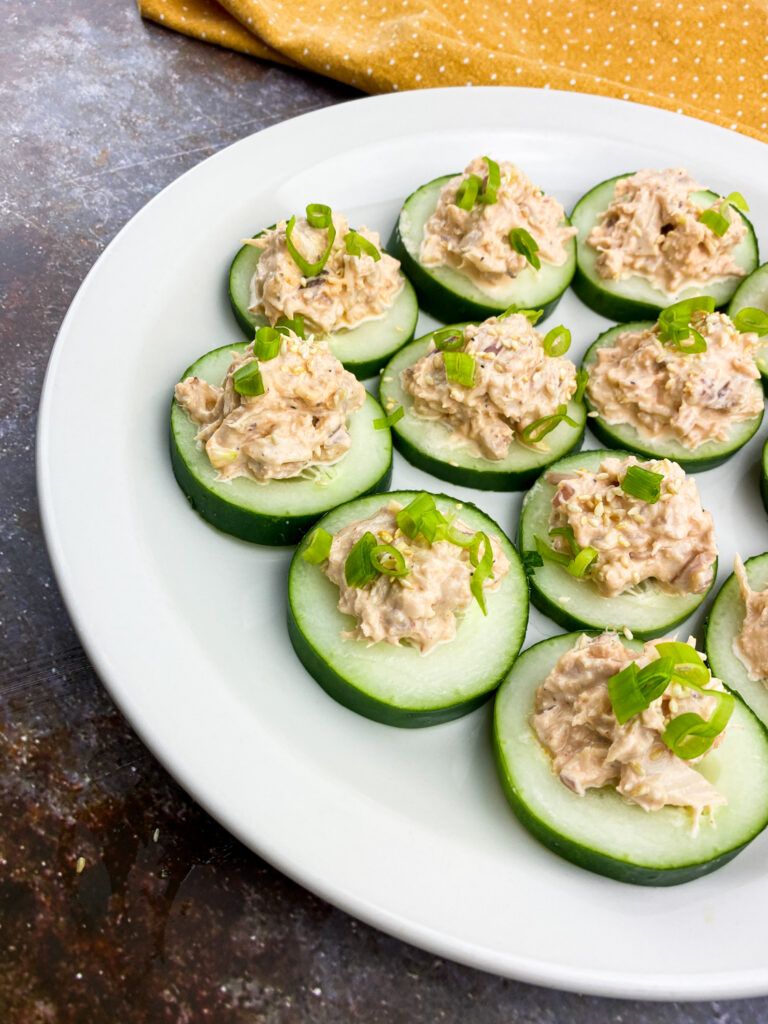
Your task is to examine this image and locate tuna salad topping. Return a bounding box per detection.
[247,209,403,334]
[532,632,729,817]
[320,498,510,653]
[587,168,746,293]
[587,309,763,449]
[400,314,578,460]
[174,330,366,483]
[420,157,576,293]
[733,555,768,683]
[545,455,716,598]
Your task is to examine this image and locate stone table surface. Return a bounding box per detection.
[3,2,768,1021]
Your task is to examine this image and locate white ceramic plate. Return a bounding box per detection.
[37,88,768,1000]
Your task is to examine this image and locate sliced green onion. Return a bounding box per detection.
[370,544,409,578]
[285,209,337,278]
[548,525,577,554]
[373,405,404,430]
[522,550,544,574]
[419,507,449,544]
[469,532,494,614]
[534,535,570,567]
[732,306,768,337]
[574,368,589,403]
[344,230,381,262]
[699,207,730,237]
[566,545,598,578]
[301,527,333,564]
[508,227,541,270]
[662,690,735,760]
[275,313,306,339]
[608,658,675,726]
[546,526,597,578]
[232,359,265,397]
[657,295,715,352]
[396,493,436,539]
[621,464,664,504]
[305,203,333,229]
[542,325,571,357]
[726,191,749,211]
[500,306,543,324]
[477,156,501,205]
[655,641,710,688]
[344,532,379,588]
[443,351,476,388]
[520,404,577,444]
[432,326,465,352]
[455,173,482,211]
[253,325,281,361]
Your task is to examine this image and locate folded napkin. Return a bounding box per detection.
[139,0,768,144]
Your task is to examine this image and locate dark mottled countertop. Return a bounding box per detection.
[3,2,768,1020]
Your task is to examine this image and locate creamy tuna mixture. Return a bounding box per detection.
[587,167,746,293]
[322,501,510,653]
[547,455,717,598]
[587,311,763,449]
[174,331,365,483]
[420,157,576,293]
[400,314,578,460]
[247,211,403,334]
[733,555,768,683]
[532,633,727,815]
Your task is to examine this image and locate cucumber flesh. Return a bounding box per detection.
[494,631,768,885]
[571,176,759,322]
[581,322,764,471]
[228,238,419,379]
[170,343,392,545]
[288,491,529,726]
[518,449,714,638]
[379,328,585,490]
[389,174,576,323]
[727,261,768,388]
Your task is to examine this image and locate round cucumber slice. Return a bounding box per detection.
[228,237,419,380]
[727,262,768,389]
[518,448,716,638]
[763,436,768,514]
[706,553,768,730]
[388,173,576,323]
[170,342,392,546]
[571,175,758,322]
[494,631,768,886]
[288,491,529,727]
[379,326,585,490]
[581,322,764,471]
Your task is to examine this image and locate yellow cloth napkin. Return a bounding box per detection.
[139,0,768,144]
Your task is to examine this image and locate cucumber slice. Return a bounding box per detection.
[388,174,576,323]
[582,322,764,471]
[727,262,768,389]
[288,491,529,727]
[494,631,768,886]
[763,436,768,514]
[571,175,758,322]
[379,327,585,490]
[706,553,768,729]
[228,238,419,380]
[170,342,392,546]
[518,449,715,638]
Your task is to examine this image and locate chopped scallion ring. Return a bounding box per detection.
[500,306,543,324]
[469,532,494,614]
[275,313,306,339]
[725,191,749,211]
[443,351,476,388]
[608,658,675,726]
[657,295,715,353]
[520,404,577,444]
[253,326,282,361]
[655,641,710,688]
[306,203,333,229]
[662,690,735,760]
[344,532,379,588]
[285,208,337,277]
[732,307,768,337]
[574,368,589,403]
[476,156,501,205]
[542,325,571,357]
[373,406,404,430]
[455,173,482,211]
[301,527,333,564]
[566,545,598,578]
[232,359,265,397]
[621,464,664,504]
[699,207,730,237]
[344,230,381,262]
[396,493,435,540]
[533,535,571,567]
[508,227,541,270]
[432,326,465,352]
[370,544,409,578]
[419,507,449,544]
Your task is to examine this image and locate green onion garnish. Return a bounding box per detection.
[567,546,598,578]
[232,359,265,397]
[469,532,494,615]
[655,641,710,687]
[574,368,589,403]
[477,156,501,205]
[373,406,404,430]
[443,351,476,388]
[520,404,577,444]
[499,306,543,324]
[253,325,281,361]
[536,526,598,578]
[344,230,381,262]
[608,658,676,726]
[419,507,449,544]
[370,544,409,578]
[725,191,749,211]
[301,527,333,564]
[699,207,730,237]
[344,532,380,588]
[732,306,768,337]
[657,295,715,353]
[661,692,735,760]
[455,173,482,211]
[275,313,306,339]
[508,227,541,270]
[621,464,664,504]
[285,206,337,278]
[542,325,571,357]
[396,493,436,539]
[548,524,578,553]
[433,326,465,352]
[533,535,570,567]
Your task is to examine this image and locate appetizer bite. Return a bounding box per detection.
[288,491,528,726]
[519,450,717,638]
[389,156,577,322]
[571,168,758,321]
[378,311,586,490]
[581,297,764,470]
[170,327,392,545]
[727,264,768,388]
[494,631,768,885]
[229,203,418,378]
